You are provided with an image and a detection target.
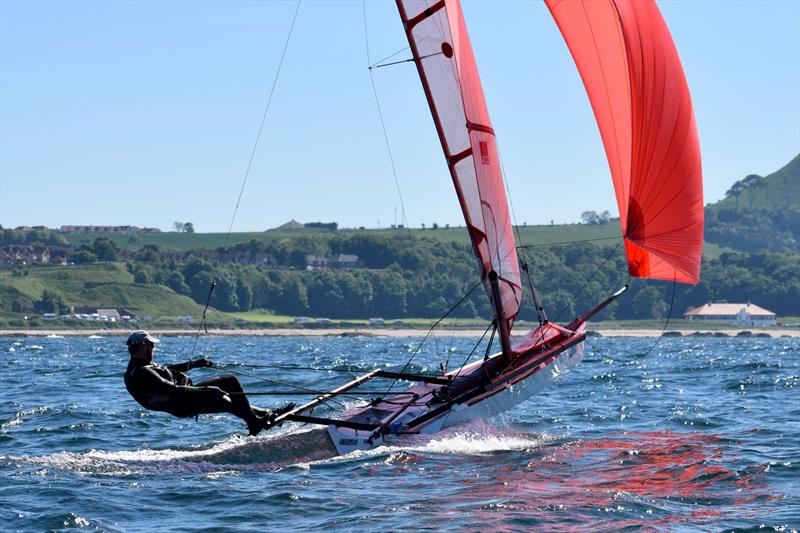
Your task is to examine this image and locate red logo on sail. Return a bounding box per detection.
[479,141,490,165]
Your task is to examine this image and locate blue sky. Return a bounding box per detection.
[1,0,798,232]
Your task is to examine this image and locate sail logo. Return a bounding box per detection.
[479,141,490,165]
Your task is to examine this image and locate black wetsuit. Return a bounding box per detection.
[124,359,225,418]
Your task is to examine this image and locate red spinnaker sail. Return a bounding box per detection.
[546,0,704,284]
[396,0,522,351]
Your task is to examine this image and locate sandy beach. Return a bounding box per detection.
[1,327,797,338]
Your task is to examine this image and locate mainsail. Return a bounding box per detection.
[396,0,523,354]
[546,0,704,284]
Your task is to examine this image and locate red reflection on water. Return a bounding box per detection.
[455,430,773,529]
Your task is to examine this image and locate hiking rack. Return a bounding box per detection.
[263,369,452,431]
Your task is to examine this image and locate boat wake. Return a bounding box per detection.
[1,420,549,476]
[1,427,338,476]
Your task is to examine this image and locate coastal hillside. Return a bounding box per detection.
[55,222,622,252]
[0,263,220,325]
[3,156,799,325]
[710,154,799,211]
[2,231,798,325]
[704,153,799,253]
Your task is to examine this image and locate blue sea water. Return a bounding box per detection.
[0,333,798,532]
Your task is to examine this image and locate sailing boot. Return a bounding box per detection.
[246,413,268,437]
[265,402,296,428]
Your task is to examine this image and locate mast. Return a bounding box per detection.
[396,0,522,358]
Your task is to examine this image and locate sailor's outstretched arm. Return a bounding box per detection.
[167,357,214,373]
[134,365,223,397]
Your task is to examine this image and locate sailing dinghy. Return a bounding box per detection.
[263,0,703,455]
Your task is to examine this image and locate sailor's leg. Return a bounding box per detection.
[196,375,254,413]
[195,375,264,434]
[195,375,296,435]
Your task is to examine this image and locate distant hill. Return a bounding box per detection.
[710,153,799,211]
[704,154,799,253]
[59,223,623,253]
[0,263,223,324]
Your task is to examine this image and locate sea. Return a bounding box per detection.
[0,333,798,532]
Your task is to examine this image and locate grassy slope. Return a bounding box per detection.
[711,153,799,211]
[63,222,624,251]
[0,263,214,318]
[32,157,800,320]
[61,219,736,261]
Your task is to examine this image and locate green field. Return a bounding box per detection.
[61,222,625,252]
[59,221,739,262]
[701,242,733,260]
[0,262,221,321]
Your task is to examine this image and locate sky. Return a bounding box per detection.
[1,0,798,233]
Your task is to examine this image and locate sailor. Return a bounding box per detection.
[123,330,294,436]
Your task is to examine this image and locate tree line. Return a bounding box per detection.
[705,206,798,253]
[117,234,798,320]
[5,230,797,321]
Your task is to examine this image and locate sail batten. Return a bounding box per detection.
[397,0,523,353]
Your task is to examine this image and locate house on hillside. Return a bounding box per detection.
[60,225,161,234]
[13,225,48,231]
[332,254,363,269]
[683,303,777,327]
[218,250,278,267]
[305,254,363,270]
[305,255,330,269]
[97,309,121,322]
[73,306,138,320]
[49,249,69,265]
[0,245,54,265]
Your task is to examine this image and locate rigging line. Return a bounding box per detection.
[436,321,494,430]
[189,280,216,361]
[441,317,460,373]
[362,0,419,266]
[188,1,301,361]
[516,235,622,250]
[370,51,444,70]
[233,391,416,396]
[450,321,494,381]
[551,238,626,325]
[222,0,302,252]
[496,150,545,327]
[223,363,368,374]
[213,363,347,409]
[496,145,525,251]
[431,328,439,369]
[368,45,411,70]
[386,278,484,393]
[585,273,678,361]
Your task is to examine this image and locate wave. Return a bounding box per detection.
[1,420,551,476]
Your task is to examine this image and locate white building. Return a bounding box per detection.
[97,309,121,321]
[684,303,777,326]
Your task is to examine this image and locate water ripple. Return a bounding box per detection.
[0,335,797,531]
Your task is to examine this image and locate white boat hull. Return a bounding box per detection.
[327,339,585,455]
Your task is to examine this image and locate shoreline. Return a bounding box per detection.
[1,327,797,338]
